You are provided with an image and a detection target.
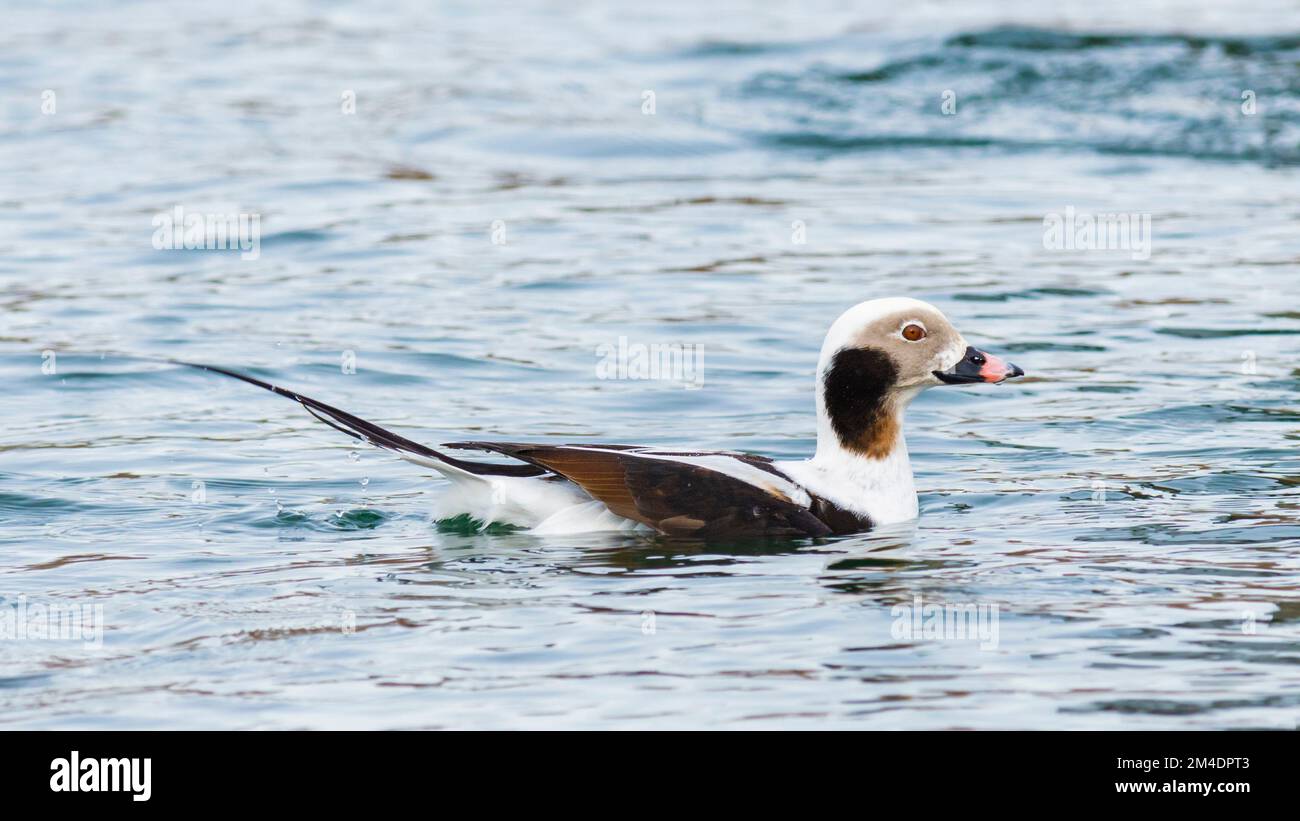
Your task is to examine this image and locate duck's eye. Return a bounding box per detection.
[902,324,927,342]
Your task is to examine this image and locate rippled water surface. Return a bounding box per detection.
[2,1,1299,728]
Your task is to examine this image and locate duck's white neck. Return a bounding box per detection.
[779,387,921,526]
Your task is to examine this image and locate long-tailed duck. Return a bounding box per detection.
[181,297,1022,539]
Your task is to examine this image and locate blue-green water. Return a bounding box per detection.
[2,1,1299,728]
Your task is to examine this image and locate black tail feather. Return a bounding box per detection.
[175,361,546,478]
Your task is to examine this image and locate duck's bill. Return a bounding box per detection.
[933,346,1024,385]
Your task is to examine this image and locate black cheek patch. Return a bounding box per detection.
[822,347,898,454]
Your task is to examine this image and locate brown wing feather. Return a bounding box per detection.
[445,442,832,539]
[507,447,646,523]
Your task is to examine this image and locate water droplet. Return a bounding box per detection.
[360,477,369,487]
[348,451,360,462]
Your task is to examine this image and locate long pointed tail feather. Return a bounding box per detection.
[174,360,546,478]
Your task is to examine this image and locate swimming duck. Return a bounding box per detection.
[182,297,1022,538]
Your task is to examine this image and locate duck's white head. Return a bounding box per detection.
[813,297,1023,460]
